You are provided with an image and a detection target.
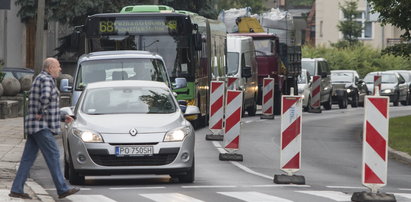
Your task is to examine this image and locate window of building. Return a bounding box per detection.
[342,11,373,39]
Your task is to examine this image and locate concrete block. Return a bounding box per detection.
[273,174,305,185]
[352,191,396,202]
[219,153,243,161]
[205,134,224,141]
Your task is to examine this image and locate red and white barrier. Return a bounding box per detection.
[209,81,225,132]
[280,94,303,175]
[310,75,321,112]
[262,78,275,117]
[227,77,238,90]
[373,75,381,95]
[362,90,389,193]
[223,90,243,149]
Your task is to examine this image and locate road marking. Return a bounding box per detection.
[399,188,411,191]
[242,184,310,188]
[230,161,273,180]
[109,186,165,190]
[218,191,293,202]
[66,195,116,202]
[44,188,92,191]
[392,193,411,200]
[296,191,351,201]
[182,185,237,189]
[326,186,366,189]
[140,193,204,202]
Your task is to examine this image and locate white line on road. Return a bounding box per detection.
[326,186,366,189]
[182,185,237,189]
[218,191,293,202]
[399,188,411,191]
[66,195,117,202]
[109,186,165,190]
[44,188,92,191]
[391,193,411,200]
[140,193,204,202]
[243,184,311,188]
[296,191,352,201]
[230,161,273,180]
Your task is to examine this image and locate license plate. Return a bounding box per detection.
[115,146,153,156]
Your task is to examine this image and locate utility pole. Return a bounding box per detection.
[34,0,45,76]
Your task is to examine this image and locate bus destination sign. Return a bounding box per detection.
[96,18,179,35]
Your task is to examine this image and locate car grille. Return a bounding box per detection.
[90,154,178,166]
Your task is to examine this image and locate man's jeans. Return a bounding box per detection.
[11,129,70,195]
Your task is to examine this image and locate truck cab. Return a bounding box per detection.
[227,35,258,116]
[60,50,178,106]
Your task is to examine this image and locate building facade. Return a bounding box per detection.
[315,0,402,49]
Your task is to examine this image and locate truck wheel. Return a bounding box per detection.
[247,96,257,116]
[338,95,347,109]
[351,94,359,108]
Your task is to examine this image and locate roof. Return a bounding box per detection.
[86,80,169,90]
[78,51,163,63]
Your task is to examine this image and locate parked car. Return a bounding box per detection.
[297,69,312,111]
[331,70,368,108]
[363,71,408,106]
[386,70,411,105]
[60,80,199,185]
[2,67,34,80]
[301,58,333,110]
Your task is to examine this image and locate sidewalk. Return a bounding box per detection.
[0,117,55,202]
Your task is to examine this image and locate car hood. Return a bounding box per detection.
[73,112,187,133]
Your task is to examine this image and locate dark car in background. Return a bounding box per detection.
[386,70,411,105]
[2,67,34,80]
[364,71,408,106]
[331,70,368,108]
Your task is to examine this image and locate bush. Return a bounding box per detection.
[302,44,411,77]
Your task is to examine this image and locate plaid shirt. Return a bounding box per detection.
[25,71,61,135]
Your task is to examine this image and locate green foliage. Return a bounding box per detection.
[389,115,411,156]
[286,0,314,8]
[368,0,411,40]
[382,43,411,59]
[302,44,411,77]
[218,0,267,14]
[160,0,219,19]
[336,0,362,46]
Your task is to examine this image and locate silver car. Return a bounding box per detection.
[60,80,199,185]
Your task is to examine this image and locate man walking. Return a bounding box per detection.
[9,58,79,199]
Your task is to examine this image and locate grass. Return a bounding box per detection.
[389,115,411,156]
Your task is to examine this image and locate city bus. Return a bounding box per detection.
[78,5,227,127]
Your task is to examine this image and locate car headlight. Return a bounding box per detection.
[383,89,393,94]
[72,128,104,143]
[164,126,192,142]
[346,89,351,93]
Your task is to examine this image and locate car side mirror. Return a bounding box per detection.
[184,105,200,117]
[242,66,252,78]
[399,79,405,84]
[193,32,202,51]
[321,72,328,78]
[174,77,187,89]
[60,106,75,119]
[60,79,72,92]
[358,79,364,84]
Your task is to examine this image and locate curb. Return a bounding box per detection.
[388,147,411,166]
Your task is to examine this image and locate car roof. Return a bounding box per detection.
[86,80,169,90]
[331,70,357,73]
[301,58,326,61]
[78,51,164,63]
[3,67,34,72]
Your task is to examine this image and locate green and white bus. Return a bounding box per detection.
[79,5,227,126]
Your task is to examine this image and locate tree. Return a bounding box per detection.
[368,0,411,58]
[336,0,363,47]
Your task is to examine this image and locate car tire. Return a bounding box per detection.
[172,158,195,183]
[323,93,332,110]
[68,149,85,185]
[246,96,257,116]
[401,93,409,106]
[351,93,359,108]
[338,94,347,109]
[64,158,69,180]
[393,92,399,106]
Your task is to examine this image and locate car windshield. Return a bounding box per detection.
[227,52,239,75]
[331,72,354,83]
[302,61,315,76]
[364,73,397,84]
[82,86,176,114]
[75,58,169,90]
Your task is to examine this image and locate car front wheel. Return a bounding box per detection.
[171,158,195,183]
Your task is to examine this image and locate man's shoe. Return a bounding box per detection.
[58,187,80,198]
[9,191,32,199]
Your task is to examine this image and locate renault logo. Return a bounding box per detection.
[129,128,138,136]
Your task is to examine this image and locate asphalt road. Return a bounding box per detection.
[30,104,411,201]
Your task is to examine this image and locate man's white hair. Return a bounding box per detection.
[42,58,57,70]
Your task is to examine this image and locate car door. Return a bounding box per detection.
[397,74,408,101]
[319,61,332,102]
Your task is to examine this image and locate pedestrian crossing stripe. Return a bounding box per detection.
[140,193,204,202]
[296,191,352,201]
[218,191,293,202]
[66,195,117,202]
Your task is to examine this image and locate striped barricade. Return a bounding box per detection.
[373,75,381,95]
[309,75,321,113]
[352,88,395,201]
[206,81,225,141]
[219,90,243,161]
[274,89,305,184]
[261,78,275,119]
[227,77,238,90]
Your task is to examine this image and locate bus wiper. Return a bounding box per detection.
[143,40,160,50]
